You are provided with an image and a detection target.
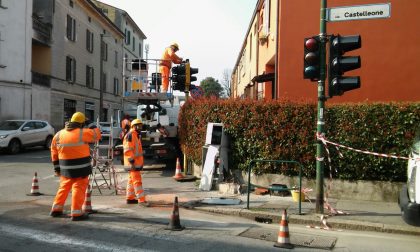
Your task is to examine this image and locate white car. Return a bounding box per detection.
[399,128,420,226]
[0,120,55,154]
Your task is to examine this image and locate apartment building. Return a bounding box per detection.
[0,0,33,120]
[50,0,124,128]
[0,0,125,130]
[92,0,147,111]
[232,0,420,103]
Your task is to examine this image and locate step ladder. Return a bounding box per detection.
[90,116,118,195]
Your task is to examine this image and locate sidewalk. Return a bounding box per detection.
[112,166,420,236]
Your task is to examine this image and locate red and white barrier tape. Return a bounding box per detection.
[317,133,418,161]
[315,133,419,217]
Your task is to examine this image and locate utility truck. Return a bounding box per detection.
[115,58,183,169]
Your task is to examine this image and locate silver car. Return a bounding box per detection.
[0,120,55,154]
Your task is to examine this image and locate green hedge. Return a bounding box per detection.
[178,98,420,182]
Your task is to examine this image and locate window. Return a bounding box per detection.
[0,0,7,9]
[132,37,135,51]
[114,51,118,68]
[86,65,94,88]
[66,56,76,83]
[101,41,108,61]
[66,15,76,41]
[113,78,119,95]
[86,29,93,53]
[125,30,131,45]
[69,0,73,8]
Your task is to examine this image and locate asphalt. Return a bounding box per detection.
[96,166,420,236]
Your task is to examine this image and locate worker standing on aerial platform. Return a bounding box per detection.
[159,42,183,92]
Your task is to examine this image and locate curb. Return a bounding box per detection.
[192,206,420,236]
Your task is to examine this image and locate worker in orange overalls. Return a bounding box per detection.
[49,112,101,221]
[124,118,150,207]
[159,42,183,92]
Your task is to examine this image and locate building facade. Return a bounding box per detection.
[92,0,147,111]
[0,0,33,120]
[0,0,126,130]
[232,0,420,103]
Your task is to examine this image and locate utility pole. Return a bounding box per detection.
[99,34,104,121]
[315,0,327,214]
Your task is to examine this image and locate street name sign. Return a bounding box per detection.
[327,3,391,22]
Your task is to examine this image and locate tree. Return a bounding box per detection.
[200,77,223,98]
[221,69,232,98]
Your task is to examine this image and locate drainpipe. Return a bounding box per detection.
[274,0,279,100]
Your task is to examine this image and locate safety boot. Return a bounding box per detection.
[49,211,64,217]
[71,213,89,221]
[126,199,138,204]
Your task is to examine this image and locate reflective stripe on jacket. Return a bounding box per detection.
[51,127,101,178]
[123,129,144,171]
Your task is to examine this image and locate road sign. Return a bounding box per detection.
[327,3,391,22]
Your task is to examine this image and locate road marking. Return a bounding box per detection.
[42,174,56,180]
[0,223,153,252]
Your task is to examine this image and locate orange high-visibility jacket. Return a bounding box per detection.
[51,127,101,178]
[159,47,182,68]
[123,129,144,170]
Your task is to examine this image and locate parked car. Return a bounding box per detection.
[399,128,420,226]
[0,120,55,154]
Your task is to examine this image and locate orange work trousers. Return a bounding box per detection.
[51,176,89,217]
[159,65,170,92]
[126,170,146,203]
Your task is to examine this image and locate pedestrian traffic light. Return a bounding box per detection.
[303,36,321,81]
[328,34,361,97]
[171,64,186,91]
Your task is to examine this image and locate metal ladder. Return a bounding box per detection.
[90,116,118,195]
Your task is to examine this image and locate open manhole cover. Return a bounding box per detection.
[239,227,337,250]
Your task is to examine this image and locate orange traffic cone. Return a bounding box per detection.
[165,196,184,231]
[82,184,97,214]
[173,158,185,180]
[274,209,294,249]
[27,172,43,196]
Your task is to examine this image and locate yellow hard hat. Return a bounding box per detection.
[170,42,179,50]
[70,112,86,123]
[131,118,143,127]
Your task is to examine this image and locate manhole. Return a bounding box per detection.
[239,227,337,250]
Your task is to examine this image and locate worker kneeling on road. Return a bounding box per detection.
[124,118,150,207]
[50,112,101,221]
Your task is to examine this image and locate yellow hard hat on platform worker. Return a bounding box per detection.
[170,42,179,50]
[131,118,143,127]
[70,112,86,123]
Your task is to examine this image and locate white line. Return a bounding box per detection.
[0,223,154,252]
[42,175,55,180]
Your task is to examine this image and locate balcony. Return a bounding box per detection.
[32,71,51,87]
[32,16,51,46]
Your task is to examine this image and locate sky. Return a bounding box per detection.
[99,0,258,84]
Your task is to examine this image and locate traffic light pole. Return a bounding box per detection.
[315,0,327,214]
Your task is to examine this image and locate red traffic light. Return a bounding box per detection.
[305,38,318,52]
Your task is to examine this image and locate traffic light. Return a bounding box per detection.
[185,60,199,91]
[171,64,186,91]
[303,36,321,81]
[328,34,361,97]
